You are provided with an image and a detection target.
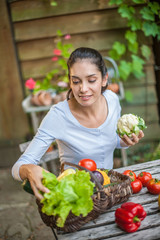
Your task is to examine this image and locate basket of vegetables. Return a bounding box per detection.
[36,161,132,233]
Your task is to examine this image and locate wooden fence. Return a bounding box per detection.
[0,0,159,166]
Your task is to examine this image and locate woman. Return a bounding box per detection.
[12,47,144,200]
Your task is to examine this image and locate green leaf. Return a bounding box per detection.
[56,30,63,37]
[140,45,151,60]
[57,41,63,50]
[50,1,57,6]
[138,116,147,130]
[118,5,135,20]
[109,0,123,5]
[113,41,126,56]
[125,30,137,44]
[125,90,133,102]
[109,49,121,60]
[119,61,132,80]
[58,59,67,70]
[140,6,155,21]
[148,2,160,15]
[41,170,94,228]
[131,55,145,79]
[128,18,142,31]
[50,69,59,75]
[142,21,159,37]
[128,41,138,54]
[132,0,146,3]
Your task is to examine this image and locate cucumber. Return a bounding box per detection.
[22,179,34,195]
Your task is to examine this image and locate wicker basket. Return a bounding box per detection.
[36,162,132,233]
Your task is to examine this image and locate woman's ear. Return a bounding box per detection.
[102,73,108,87]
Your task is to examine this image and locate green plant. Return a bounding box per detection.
[126,142,160,165]
[50,0,57,6]
[25,30,74,95]
[108,0,160,100]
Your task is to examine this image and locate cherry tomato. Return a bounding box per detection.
[146,178,160,195]
[131,179,142,194]
[137,171,152,187]
[78,159,97,171]
[123,170,136,181]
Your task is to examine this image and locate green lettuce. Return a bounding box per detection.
[41,170,95,227]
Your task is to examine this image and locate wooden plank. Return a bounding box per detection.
[58,212,160,240]
[106,225,160,240]
[13,9,128,41]
[10,0,113,22]
[0,0,29,140]
[17,30,126,61]
[21,57,58,79]
[117,158,160,173]
[121,104,159,123]
[83,200,159,229]
[136,122,160,141]
[122,84,158,105]
[123,62,156,87]
[20,55,155,81]
[17,30,152,61]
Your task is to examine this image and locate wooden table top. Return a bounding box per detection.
[56,159,160,240]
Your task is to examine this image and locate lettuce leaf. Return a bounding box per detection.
[41,170,95,227]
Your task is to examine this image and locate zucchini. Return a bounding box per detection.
[22,179,34,195]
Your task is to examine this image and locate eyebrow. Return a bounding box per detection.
[71,74,96,79]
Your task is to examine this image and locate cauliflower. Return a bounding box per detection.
[117,114,147,137]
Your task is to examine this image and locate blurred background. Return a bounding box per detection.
[0,1,160,239]
[0,0,159,169]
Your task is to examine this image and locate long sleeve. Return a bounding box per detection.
[12,111,56,181]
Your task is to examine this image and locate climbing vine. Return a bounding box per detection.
[108,0,160,82]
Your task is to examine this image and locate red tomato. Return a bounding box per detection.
[123,170,136,181]
[78,159,97,171]
[137,171,152,187]
[131,179,142,194]
[146,178,160,195]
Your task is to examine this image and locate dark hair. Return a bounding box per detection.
[66,47,108,100]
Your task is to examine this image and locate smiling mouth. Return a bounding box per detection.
[79,95,92,100]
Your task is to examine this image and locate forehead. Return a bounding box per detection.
[70,59,100,75]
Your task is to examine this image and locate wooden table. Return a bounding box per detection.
[54,159,160,240]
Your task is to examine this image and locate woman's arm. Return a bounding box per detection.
[19,164,50,200]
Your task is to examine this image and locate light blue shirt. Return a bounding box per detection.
[12,90,123,181]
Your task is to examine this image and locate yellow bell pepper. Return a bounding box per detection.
[57,168,76,181]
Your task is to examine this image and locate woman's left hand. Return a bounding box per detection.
[120,130,144,147]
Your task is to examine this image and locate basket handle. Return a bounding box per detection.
[61,161,103,191]
[103,56,120,80]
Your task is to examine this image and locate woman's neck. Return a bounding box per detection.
[68,95,108,128]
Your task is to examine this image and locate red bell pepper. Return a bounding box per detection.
[115,202,147,233]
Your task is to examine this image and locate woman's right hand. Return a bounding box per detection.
[19,164,50,200]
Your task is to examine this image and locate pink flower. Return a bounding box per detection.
[64,34,71,40]
[57,81,68,88]
[53,49,61,56]
[52,56,58,61]
[25,78,36,90]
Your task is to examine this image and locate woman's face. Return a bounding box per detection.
[69,59,107,107]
